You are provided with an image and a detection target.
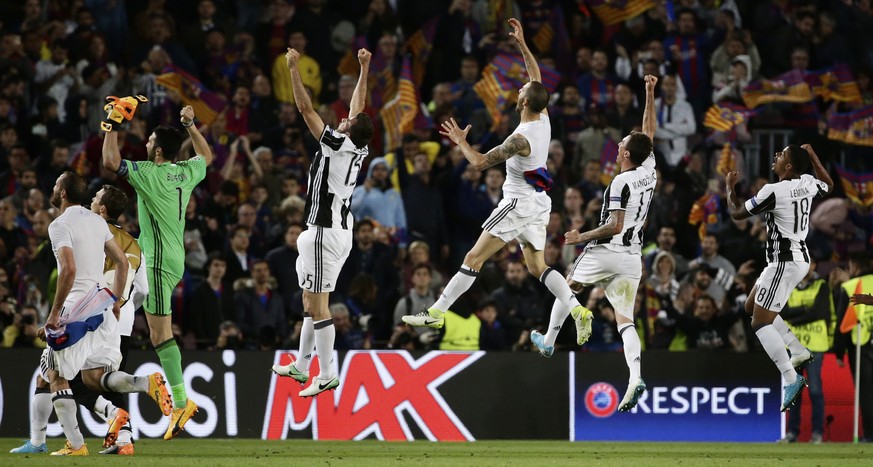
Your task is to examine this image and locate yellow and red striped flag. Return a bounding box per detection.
[380,56,418,151]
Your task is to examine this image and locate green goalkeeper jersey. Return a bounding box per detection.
[120,156,206,277]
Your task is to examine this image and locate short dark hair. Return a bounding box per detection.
[349,112,373,148]
[786,144,810,174]
[411,263,432,276]
[60,171,88,205]
[153,125,185,161]
[100,185,128,221]
[848,252,872,273]
[525,81,549,113]
[355,217,375,232]
[626,131,653,165]
[205,251,226,270]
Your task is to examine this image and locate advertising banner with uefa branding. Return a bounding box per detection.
[572,351,784,442]
[0,349,569,441]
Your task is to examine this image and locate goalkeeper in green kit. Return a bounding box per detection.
[102,103,212,440]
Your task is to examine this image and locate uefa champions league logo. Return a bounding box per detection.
[585,382,619,418]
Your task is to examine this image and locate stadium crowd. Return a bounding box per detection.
[0,0,871,355]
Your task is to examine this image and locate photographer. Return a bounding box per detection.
[1,303,45,348]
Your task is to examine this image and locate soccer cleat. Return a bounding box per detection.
[810,432,823,444]
[401,308,445,329]
[530,330,554,357]
[99,443,134,455]
[10,440,47,453]
[272,361,309,383]
[570,306,594,345]
[781,375,808,412]
[299,375,340,398]
[50,441,88,456]
[618,378,647,412]
[104,408,130,448]
[148,372,173,416]
[790,347,814,370]
[164,399,199,440]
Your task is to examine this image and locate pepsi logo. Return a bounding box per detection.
[585,382,619,418]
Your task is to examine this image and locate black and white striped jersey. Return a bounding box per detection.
[744,174,829,263]
[304,126,368,230]
[590,153,657,254]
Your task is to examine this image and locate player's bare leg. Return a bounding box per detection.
[403,231,506,328]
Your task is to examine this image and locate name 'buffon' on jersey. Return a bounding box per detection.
[744,174,829,263]
[304,126,368,230]
[591,153,657,254]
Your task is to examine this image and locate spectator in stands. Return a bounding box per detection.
[577,160,606,205]
[337,218,399,321]
[585,298,624,352]
[645,226,690,280]
[550,83,586,145]
[189,253,236,349]
[712,54,752,104]
[397,147,449,260]
[665,294,740,350]
[224,225,253,287]
[1,303,43,348]
[273,30,321,106]
[770,10,816,74]
[265,222,302,303]
[607,83,642,137]
[332,303,369,350]
[477,298,508,350]
[573,103,621,177]
[235,260,288,346]
[450,55,486,128]
[394,262,438,325]
[490,260,546,342]
[214,320,243,351]
[34,39,75,123]
[226,85,251,136]
[235,202,267,258]
[350,157,407,240]
[577,48,617,107]
[690,233,737,278]
[249,74,279,143]
[179,0,236,58]
[0,143,29,198]
[664,8,712,115]
[649,251,681,301]
[654,74,696,168]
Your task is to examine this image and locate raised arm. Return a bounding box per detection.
[508,18,541,83]
[180,105,214,166]
[286,48,324,140]
[801,144,834,192]
[440,118,530,171]
[349,48,371,117]
[725,170,752,220]
[641,75,658,139]
[102,131,122,173]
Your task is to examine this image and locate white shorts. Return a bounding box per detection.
[569,246,642,319]
[42,306,122,381]
[296,226,353,293]
[754,261,809,312]
[482,195,550,250]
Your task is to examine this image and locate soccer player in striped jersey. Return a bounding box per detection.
[538,75,659,413]
[725,143,833,411]
[400,18,589,351]
[271,47,374,397]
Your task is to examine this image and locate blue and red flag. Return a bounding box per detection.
[828,104,873,147]
[742,70,813,108]
[834,164,873,207]
[804,64,862,103]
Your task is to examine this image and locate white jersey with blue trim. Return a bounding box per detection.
[743,174,830,263]
[503,113,550,199]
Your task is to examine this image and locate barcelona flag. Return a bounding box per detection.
[599,137,620,186]
[688,192,721,240]
[835,164,873,207]
[587,0,657,26]
[407,17,439,87]
[804,64,862,103]
[380,56,418,151]
[473,52,561,125]
[531,3,572,71]
[155,66,227,126]
[742,70,813,108]
[827,104,873,147]
[703,103,757,132]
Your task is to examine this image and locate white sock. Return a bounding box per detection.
[30,389,52,446]
[92,395,116,422]
[540,268,580,309]
[102,371,149,393]
[314,319,335,378]
[619,323,642,383]
[118,426,133,445]
[756,325,797,384]
[295,314,315,373]
[544,299,569,347]
[433,265,478,312]
[52,389,84,449]
[772,315,806,355]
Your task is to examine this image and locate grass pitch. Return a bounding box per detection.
[1,438,870,466]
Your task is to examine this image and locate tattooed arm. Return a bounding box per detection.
[440,118,530,170]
